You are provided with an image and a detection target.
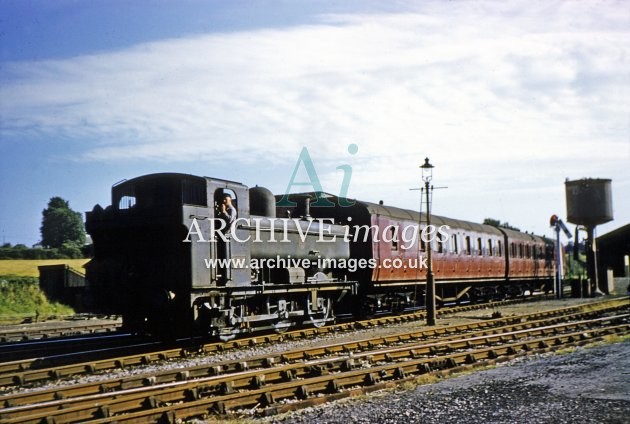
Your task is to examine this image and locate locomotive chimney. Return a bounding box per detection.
[303,196,312,219]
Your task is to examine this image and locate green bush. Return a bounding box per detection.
[0,276,74,320]
[565,253,587,279]
[59,242,83,259]
[0,247,68,260]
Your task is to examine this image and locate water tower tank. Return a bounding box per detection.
[565,178,613,226]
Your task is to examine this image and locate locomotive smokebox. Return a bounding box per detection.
[565,178,613,226]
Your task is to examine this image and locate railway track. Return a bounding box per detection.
[0,295,590,386]
[0,333,146,365]
[0,297,627,423]
[0,319,120,343]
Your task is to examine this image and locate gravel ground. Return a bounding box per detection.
[268,339,630,424]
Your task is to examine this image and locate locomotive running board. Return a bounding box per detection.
[216,280,358,297]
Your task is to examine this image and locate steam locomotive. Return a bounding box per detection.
[85,173,554,339]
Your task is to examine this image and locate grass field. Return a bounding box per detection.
[0,259,90,277]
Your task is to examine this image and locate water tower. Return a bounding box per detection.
[565,178,613,293]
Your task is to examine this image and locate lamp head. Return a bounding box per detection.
[420,157,434,183]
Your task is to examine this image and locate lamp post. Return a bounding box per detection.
[420,157,436,326]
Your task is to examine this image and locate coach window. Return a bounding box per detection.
[518,244,523,258]
[510,243,516,258]
[465,236,471,255]
[419,228,426,252]
[488,239,493,257]
[437,238,443,253]
[452,234,459,254]
[545,244,554,260]
[497,240,503,257]
[390,227,398,251]
[477,237,483,256]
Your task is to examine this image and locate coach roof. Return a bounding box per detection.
[358,199,504,236]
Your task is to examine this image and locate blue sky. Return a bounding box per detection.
[1,0,629,246]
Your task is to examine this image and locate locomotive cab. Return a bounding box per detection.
[86,173,217,335]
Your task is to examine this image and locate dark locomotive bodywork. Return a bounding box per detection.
[86,173,554,338]
[86,173,354,338]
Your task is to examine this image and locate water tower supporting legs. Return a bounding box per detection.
[586,226,602,295]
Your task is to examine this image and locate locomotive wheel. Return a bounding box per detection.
[305,294,332,328]
[218,332,237,342]
[272,319,293,333]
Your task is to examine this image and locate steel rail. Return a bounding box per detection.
[2,307,624,408]
[261,325,630,418]
[0,297,626,388]
[3,319,626,423]
[0,333,139,365]
[0,322,120,343]
[96,325,630,423]
[1,312,627,423]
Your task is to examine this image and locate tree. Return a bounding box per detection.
[40,197,86,249]
[483,218,520,232]
[483,218,502,227]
